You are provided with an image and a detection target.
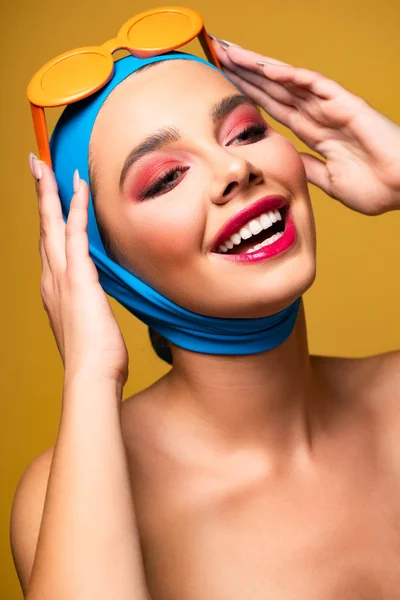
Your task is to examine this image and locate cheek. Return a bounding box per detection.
[126,194,205,265]
[262,136,308,193]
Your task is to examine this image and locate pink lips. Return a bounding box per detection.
[210,194,297,263]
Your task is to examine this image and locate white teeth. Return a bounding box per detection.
[239,226,252,240]
[217,208,285,254]
[260,213,272,229]
[231,233,242,245]
[248,219,263,236]
[245,231,284,254]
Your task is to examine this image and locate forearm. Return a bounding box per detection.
[27,375,150,600]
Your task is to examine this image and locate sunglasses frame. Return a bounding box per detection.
[27,6,221,167]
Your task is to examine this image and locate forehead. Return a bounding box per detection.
[91,60,239,147]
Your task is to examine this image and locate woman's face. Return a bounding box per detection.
[89,59,316,318]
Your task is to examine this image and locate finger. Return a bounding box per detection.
[211,40,291,68]
[39,236,66,358]
[210,38,242,72]
[210,43,311,107]
[32,156,65,221]
[65,171,99,285]
[225,63,301,108]
[299,152,332,195]
[255,63,343,100]
[233,63,312,101]
[212,40,344,102]
[31,157,67,271]
[210,40,293,93]
[224,67,298,129]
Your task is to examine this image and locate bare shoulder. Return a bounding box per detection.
[312,349,400,412]
[10,445,55,596]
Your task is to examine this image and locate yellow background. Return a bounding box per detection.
[1,0,399,596]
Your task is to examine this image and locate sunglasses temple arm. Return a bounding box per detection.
[30,103,53,168]
[199,28,221,69]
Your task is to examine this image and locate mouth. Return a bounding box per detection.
[210,195,296,262]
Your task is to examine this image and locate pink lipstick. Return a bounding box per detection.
[210,195,296,263]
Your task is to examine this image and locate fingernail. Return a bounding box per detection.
[29,152,42,181]
[257,60,290,67]
[208,33,216,40]
[216,38,240,50]
[73,169,80,193]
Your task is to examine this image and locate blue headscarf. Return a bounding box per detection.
[50,51,301,355]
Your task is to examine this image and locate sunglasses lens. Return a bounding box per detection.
[29,50,113,106]
[123,8,203,56]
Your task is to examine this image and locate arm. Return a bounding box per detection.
[27,378,149,600]
[11,386,149,600]
[10,160,150,600]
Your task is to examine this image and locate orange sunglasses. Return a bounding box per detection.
[27,6,220,167]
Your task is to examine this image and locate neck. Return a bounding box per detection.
[166,300,321,463]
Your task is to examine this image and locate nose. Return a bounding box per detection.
[209,149,264,205]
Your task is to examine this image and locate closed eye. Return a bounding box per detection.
[138,166,189,200]
[228,123,268,145]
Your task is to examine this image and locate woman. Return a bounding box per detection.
[10,38,400,599]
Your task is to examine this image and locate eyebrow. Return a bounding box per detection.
[119,94,260,190]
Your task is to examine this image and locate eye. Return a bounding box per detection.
[139,166,189,200]
[228,123,268,146]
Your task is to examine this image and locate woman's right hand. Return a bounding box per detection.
[212,40,400,215]
[30,155,129,389]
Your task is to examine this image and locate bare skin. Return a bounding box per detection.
[91,56,400,596]
[11,48,400,599]
[15,341,400,599]
[119,311,400,600]
[113,45,400,599]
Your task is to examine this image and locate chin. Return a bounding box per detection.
[247,257,316,319]
[168,247,317,320]
[211,233,317,319]
[223,260,316,319]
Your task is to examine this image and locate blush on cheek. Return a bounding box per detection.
[273,138,308,191]
[134,210,199,264]
[288,156,308,193]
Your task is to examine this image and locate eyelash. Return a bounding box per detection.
[138,166,190,200]
[139,123,268,200]
[228,123,268,145]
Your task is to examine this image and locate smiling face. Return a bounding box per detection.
[89,59,316,319]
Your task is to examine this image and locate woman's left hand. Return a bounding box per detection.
[212,40,400,215]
